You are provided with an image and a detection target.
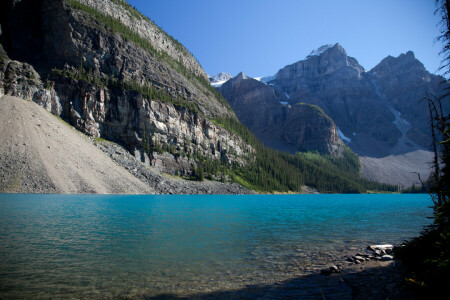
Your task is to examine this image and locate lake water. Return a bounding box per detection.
[0,194,432,298]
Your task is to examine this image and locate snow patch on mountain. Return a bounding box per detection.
[209,72,233,87]
[211,80,228,88]
[307,44,334,58]
[254,75,276,84]
[337,127,351,143]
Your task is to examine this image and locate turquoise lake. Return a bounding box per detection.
[0,194,432,298]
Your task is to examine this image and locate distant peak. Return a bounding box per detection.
[404,51,415,59]
[236,72,248,80]
[384,51,418,64]
[307,44,334,57]
[306,43,346,58]
[210,72,232,81]
[209,72,233,87]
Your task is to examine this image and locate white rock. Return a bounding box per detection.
[381,255,394,261]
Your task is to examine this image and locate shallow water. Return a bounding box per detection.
[0,194,432,298]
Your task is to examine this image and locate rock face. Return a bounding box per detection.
[269,43,447,157]
[0,0,252,176]
[0,44,62,115]
[220,72,344,155]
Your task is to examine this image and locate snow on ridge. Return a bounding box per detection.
[284,92,290,99]
[210,80,229,88]
[210,72,232,82]
[254,75,276,84]
[337,127,351,143]
[209,72,233,87]
[307,44,334,58]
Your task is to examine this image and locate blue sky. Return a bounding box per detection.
[128,0,444,78]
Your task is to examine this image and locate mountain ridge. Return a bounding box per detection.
[269,43,445,157]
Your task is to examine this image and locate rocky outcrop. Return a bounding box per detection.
[281,104,343,155]
[220,72,344,156]
[277,43,365,81]
[0,0,252,176]
[0,44,61,115]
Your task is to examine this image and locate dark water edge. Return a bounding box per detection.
[0,194,432,298]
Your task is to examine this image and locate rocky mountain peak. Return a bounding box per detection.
[276,43,364,81]
[235,72,248,81]
[0,0,254,179]
[369,50,428,79]
[307,43,346,58]
[213,72,233,81]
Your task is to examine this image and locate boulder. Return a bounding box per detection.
[381,255,394,261]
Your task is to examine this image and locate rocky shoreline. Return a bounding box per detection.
[317,244,413,300]
[125,244,412,299]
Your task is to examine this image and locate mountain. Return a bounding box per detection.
[219,72,344,156]
[217,43,446,186]
[270,43,446,157]
[209,72,233,87]
[220,43,447,158]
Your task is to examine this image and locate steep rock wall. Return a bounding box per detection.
[0,0,252,175]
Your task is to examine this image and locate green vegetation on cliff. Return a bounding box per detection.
[51,66,203,114]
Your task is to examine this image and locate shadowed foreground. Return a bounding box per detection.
[119,261,412,300]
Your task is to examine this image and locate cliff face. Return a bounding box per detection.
[219,73,344,156]
[0,0,251,176]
